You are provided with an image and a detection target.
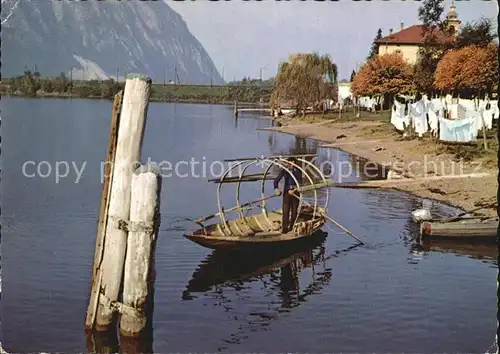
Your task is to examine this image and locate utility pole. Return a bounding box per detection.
[163,68,165,86]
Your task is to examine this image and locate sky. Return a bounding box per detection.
[168,0,498,82]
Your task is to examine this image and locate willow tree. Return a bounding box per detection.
[270,53,338,116]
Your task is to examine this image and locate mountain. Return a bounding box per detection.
[1,0,224,85]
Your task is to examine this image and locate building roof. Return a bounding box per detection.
[374,25,454,46]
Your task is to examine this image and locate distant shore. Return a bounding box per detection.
[0,91,265,107]
[265,110,497,217]
[1,74,272,107]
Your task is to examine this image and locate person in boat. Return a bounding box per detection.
[274,157,302,233]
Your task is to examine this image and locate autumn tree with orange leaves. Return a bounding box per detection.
[351,53,415,107]
[434,42,498,96]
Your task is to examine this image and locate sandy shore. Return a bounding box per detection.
[263,114,497,217]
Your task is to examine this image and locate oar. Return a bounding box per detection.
[438,201,498,223]
[194,194,279,224]
[322,213,365,245]
[290,192,365,245]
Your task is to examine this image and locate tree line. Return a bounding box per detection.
[1,71,273,103]
[3,71,123,98]
[351,0,498,106]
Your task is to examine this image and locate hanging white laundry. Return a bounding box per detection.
[447,104,457,119]
[445,94,453,106]
[409,99,428,137]
[458,98,476,111]
[391,100,406,131]
[428,99,443,137]
[370,97,377,112]
[439,116,477,142]
[493,101,500,120]
[463,107,484,131]
[482,101,494,130]
[446,103,467,120]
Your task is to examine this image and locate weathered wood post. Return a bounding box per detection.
[234,100,238,119]
[85,90,123,330]
[95,74,152,331]
[120,164,161,337]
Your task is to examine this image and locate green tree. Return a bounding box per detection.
[455,17,497,49]
[41,79,54,93]
[414,0,453,94]
[367,28,383,60]
[54,72,69,92]
[271,53,338,116]
[418,0,444,29]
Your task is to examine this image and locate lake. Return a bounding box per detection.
[1,97,497,353]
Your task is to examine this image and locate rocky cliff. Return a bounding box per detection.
[1,0,223,84]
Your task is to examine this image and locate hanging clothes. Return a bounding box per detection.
[481,101,494,130]
[446,103,467,120]
[458,99,476,111]
[445,94,453,106]
[409,99,428,137]
[391,100,406,131]
[493,101,500,120]
[428,99,443,137]
[439,116,477,142]
[463,107,483,132]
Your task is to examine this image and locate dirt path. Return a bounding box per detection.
[263,115,497,217]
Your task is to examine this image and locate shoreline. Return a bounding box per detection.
[266,114,497,217]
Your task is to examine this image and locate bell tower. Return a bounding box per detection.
[446,1,461,36]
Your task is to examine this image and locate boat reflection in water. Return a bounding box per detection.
[182,230,363,349]
[182,230,362,351]
[182,230,329,299]
[418,238,498,262]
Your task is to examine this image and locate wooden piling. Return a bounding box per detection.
[234,101,238,119]
[85,90,123,330]
[120,164,162,337]
[95,74,152,331]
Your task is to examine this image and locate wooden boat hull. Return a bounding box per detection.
[184,207,326,251]
[184,227,326,251]
[420,217,498,241]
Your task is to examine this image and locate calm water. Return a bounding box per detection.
[1,97,497,353]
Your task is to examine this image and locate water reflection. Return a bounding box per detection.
[419,239,498,262]
[181,231,366,351]
[182,231,328,298]
[85,311,154,354]
[85,262,156,354]
[85,328,119,354]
